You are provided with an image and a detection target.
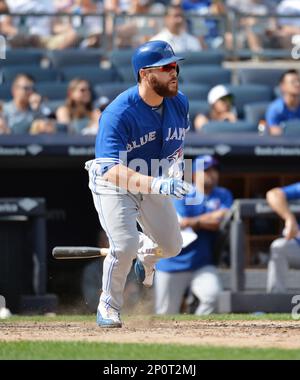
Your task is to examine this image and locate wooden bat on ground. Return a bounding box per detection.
[52,246,109,259]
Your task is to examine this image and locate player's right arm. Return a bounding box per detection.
[266,186,299,239]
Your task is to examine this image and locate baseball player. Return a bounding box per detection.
[266,182,300,293]
[155,155,233,315]
[85,40,191,328]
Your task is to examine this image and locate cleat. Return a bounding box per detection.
[96,303,122,328]
[134,259,155,288]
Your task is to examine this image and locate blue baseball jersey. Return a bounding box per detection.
[95,85,190,177]
[282,182,300,200]
[266,97,300,128]
[156,185,233,273]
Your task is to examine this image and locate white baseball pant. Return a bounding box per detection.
[155,265,222,315]
[267,237,300,293]
[88,175,182,311]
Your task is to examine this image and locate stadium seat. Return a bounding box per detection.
[182,50,224,66]
[94,83,133,100]
[202,120,257,134]
[60,66,122,84]
[0,49,45,67]
[238,69,285,87]
[227,84,273,118]
[47,49,103,68]
[109,49,135,67]
[0,83,12,100]
[179,84,210,101]
[282,119,300,136]
[35,83,68,100]
[114,66,136,84]
[180,66,231,85]
[243,102,270,125]
[2,67,61,83]
[188,100,210,128]
[45,100,64,113]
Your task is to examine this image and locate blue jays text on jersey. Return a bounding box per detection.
[94,85,190,177]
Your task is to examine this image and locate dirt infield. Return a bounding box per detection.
[1,318,300,349]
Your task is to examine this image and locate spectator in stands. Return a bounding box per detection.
[265,69,300,136]
[0,0,78,49]
[2,74,39,134]
[56,78,96,134]
[29,118,57,135]
[81,95,111,135]
[150,4,204,53]
[194,85,237,131]
[178,0,226,49]
[155,155,233,315]
[0,118,10,134]
[274,0,300,50]
[266,182,300,293]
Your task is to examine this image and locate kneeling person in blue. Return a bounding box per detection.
[155,155,233,315]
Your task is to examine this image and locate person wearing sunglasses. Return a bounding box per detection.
[2,73,40,134]
[194,84,237,132]
[85,40,191,328]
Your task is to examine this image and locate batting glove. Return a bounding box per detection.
[151,177,191,199]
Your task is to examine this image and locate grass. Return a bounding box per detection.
[0,314,297,360]
[0,341,300,360]
[0,313,294,324]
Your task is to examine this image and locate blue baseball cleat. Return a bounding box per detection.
[134,258,155,287]
[96,302,122,328]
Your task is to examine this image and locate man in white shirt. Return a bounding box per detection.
[150,4,203,53]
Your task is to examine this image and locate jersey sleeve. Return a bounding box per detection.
[219,189,234,209]
[266,101,282,128]
[282,182,300,201]
[95,111,129,172]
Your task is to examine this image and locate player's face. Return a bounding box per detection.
[144,63,179,97]
[204,167,219,189]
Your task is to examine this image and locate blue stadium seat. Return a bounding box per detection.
[2,66,61,83]
[180,66,231,85]
[45,100,64,113]
[282,119,300,136]
[35,83,68,100]
[47,49,103,68]
[188,100,210,128]
[180,84,210,101]
[60,66,122,84]
[0,83,12,100]
[202,120,257,134]
[244,102,270,125]
[238,69,285,87]
[0,49,44,67]
[227,84,273,118]
[109,49,135,67]
[94,83,132,100]
[182,50,224,66]
[114,66,136,84]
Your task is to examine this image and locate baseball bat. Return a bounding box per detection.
[52,246,109,260]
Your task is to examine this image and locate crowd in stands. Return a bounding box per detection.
[1,1,300,135]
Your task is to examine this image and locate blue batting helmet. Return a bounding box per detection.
[132,40,184,81]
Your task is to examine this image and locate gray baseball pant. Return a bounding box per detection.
[155,265,222,315]
[90,178,183,311]
[267,237,300,293]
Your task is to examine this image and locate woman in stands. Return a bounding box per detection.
[194,84,237,131]
[56,78,96,133]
